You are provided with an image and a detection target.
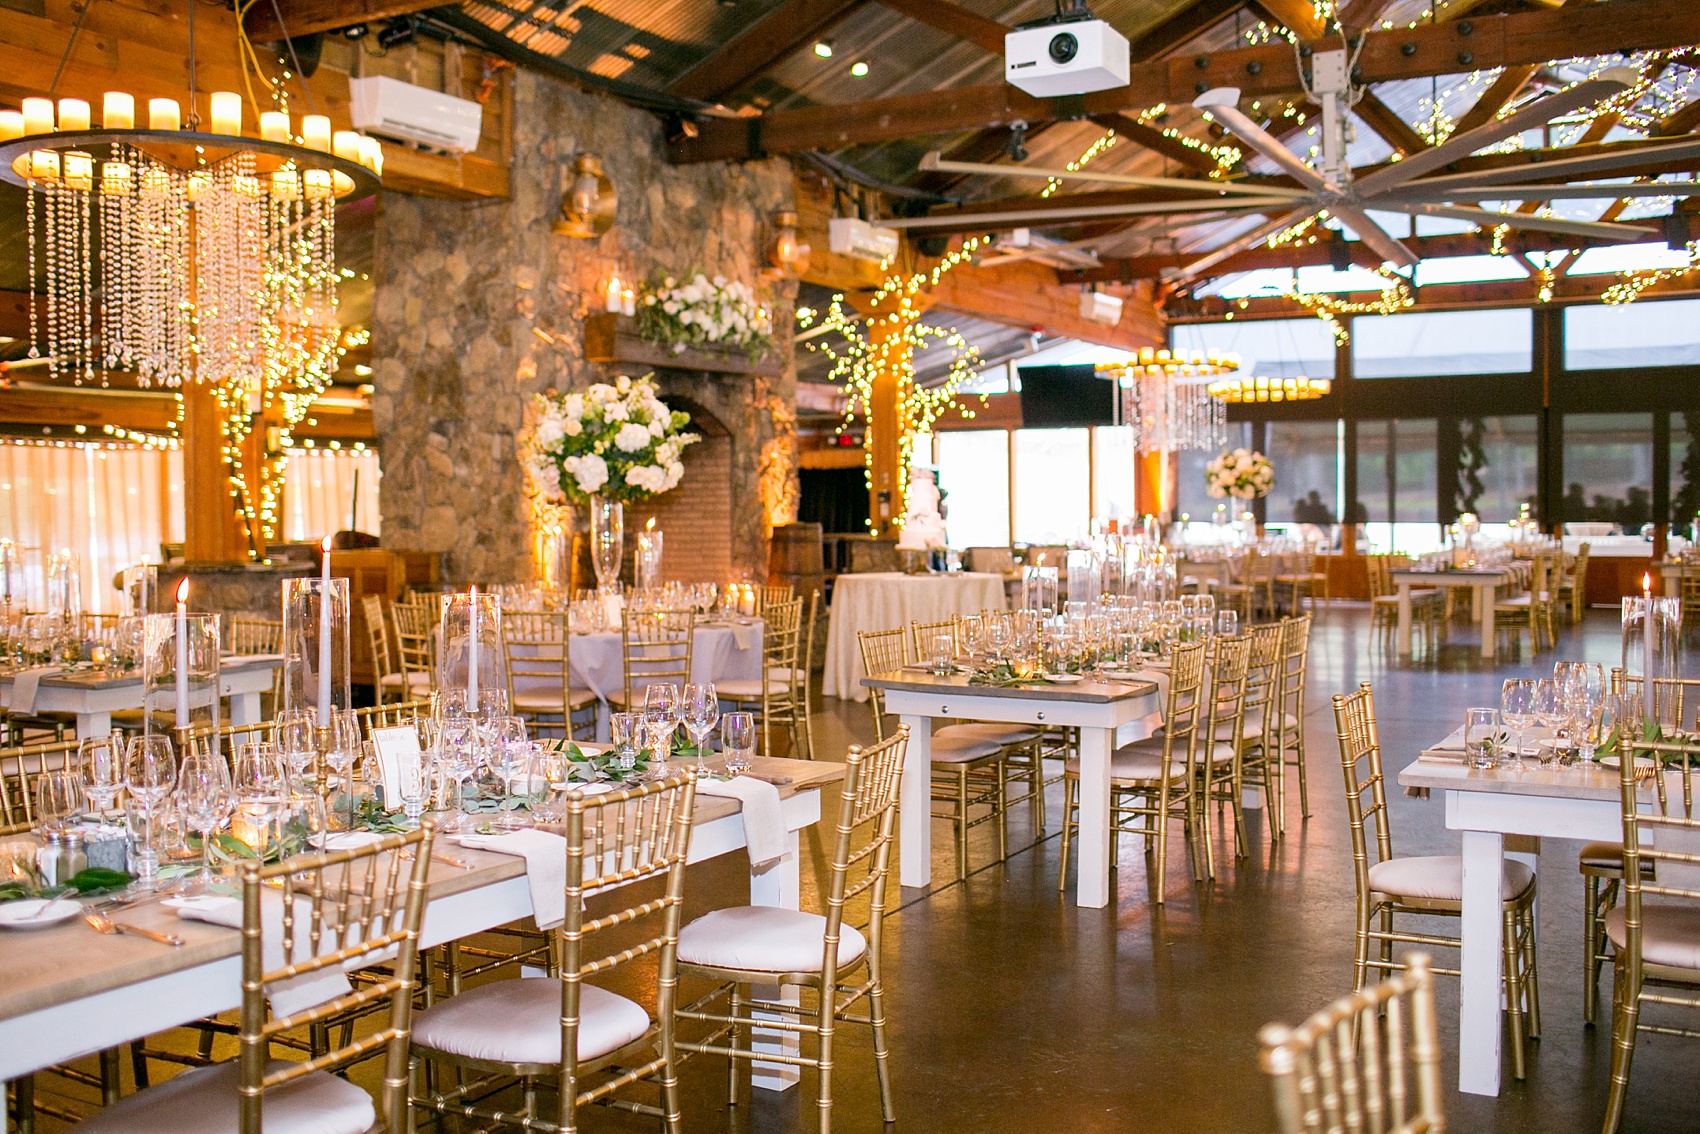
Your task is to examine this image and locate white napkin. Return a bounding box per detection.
[456,828,568,930]
[697,776,786,868]
[1128,668,1170,707]
[312,832,388,850]
[11,666,60,714]
[728,623,755,651]
[167,893,354,1017]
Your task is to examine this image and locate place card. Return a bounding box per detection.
[370,725,422,808]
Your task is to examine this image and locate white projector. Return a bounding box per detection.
[1005,19,1129,97]
[829,217,900,262]
[1078,289,1123,326]
[349,75,483,154]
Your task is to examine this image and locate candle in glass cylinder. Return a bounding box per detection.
[1644,572,1656,720]
[318,536,334,723]
[467,586,480,705]
[174,577,190,728]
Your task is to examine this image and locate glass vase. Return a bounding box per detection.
[1622,595,1681,724]
[438,591,505,717]
[142,611,221,735]
[281,577,352,725]
[589,496,624,588]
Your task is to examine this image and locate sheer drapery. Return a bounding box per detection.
[0,441,183,613]
[281,449,382,542]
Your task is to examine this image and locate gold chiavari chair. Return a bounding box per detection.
[363,595,421,706]
[409,774,696,1133]
[1059,640,1211,901]
[611,608,696,711]
[1278,613,1314,821]
[355,699,432,740]
[503,610,598,743]
[1680,566,1700,638]
[858,627,1005,881]
[1493,551,1556,655]
[793,588,820,759]
[182,719,277,767]
[1600,731,1700,1134]
[1556,542,1591,624]
[390,599,437,696]
[1216,548,1268,625]
[228,616,283,656]
[756,583,795,615]
[1229,623,1287,844]
[0,738,79,826]
[79,824,436,1134]
[718,598,805,757]
[677,728,908,1129]
[1201,634,1254,861]
[1259,952,1444,1134]
[1332,681,1541,1079]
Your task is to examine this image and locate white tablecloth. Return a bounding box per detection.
[553,622,763,702]
[822,573,1008,702]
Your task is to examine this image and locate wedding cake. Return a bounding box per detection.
[896,467,948,552]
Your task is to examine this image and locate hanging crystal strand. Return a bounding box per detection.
[81,180,94,385]
[24,176,38,362]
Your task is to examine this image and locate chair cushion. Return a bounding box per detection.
[1214,710,1297,741]
[1065,742,1183,782]
[767,666,808,685]
[1367,855,1534,903]
[715,679,768,701]
[412,977,651,1066]
[937,722,1041,747]
[1580,841,1625,872]
[678,905,867,974]
[514,688,598,713]
[77,1060,373,1134]
[379,672,432,690]
[1604,903,1700,971]
[928,734,1003,764]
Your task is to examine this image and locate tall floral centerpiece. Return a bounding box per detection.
[637,273,773,359]
[1205,448,1274,500]
[521,376,698,588]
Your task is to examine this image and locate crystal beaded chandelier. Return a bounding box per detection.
[1097,348,1237,454]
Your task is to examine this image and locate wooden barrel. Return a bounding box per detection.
[769,522,826,601]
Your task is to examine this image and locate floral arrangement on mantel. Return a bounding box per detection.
[636,273,773,359]
[1206,448,1274,500]
[521,375,698,505]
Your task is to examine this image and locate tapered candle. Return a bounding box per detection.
[174,577,190,728]
[1644,572,1656,721]
[319,535,333,723]
[467,585,480,706]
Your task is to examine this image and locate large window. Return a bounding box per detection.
[1460,415,1539,521]
[1092,426,1136,523]
[935,430,1010,549]
[1171,318,1335,379]
[1012,428,1090,544]
[1565,298,1700,370]
[1175,422,1254,522]
[1675,413,1700,527]
[1266,421,1341,525]
[282,449,383,542]
[1355,419,1436,524]
[1561,413,1654,527]
[1353,309,1532,377]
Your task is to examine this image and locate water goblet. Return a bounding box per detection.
[177,749,234,889]
[78,735,123,814]
[644,683,680,765]
[1500,679,1535,769]
[722,712,755,776]
[34,769,83,833]
[124,735,177,887]
[276,708,317,782]
[681,683,720,778]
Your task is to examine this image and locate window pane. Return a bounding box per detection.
[1012,428,1089,544]
[936,430,1010,549]
[1266,421,1341,525]
[1093,426,1136,523]
[1175,422,1253,522]
[1565,299,1700,370]
[1560,413,1653,528]
[1353,309,1532,377]
[1676,412,1700,527]
[1458,415,1538,521]
[1171,318,1335,379]
[1354,419,1436,524]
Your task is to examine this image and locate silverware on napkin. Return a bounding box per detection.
[84,909,184,946]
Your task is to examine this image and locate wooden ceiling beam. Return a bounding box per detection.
[874,0,1009,53]
[1165,272,1700,319]
[1450,64,1539,136]
[671,0,1700,161]
[1126,0,1248,61]
[928,260,1165,350]
[1352,90,1428,158]
[1340,0,1403,35]
[666,0,869,103]
[243,1,437,42]
[1091,112,1221,173]
[1655,96,1700,137]
[1250,0,1326,41]
[0,384,178,433]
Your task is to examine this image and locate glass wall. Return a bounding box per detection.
[1566,298,1700,370]
[1352,309,1532,377]
[1175,422,1253,522]
[1265,421,1341,525]
[1460,415,1539,520]
[1171,318,1335,379]
[934,430,1010,549]
[1560,413,1654,527]
[1092,426,1137,523]
[1012,428,1090,544]
[1355,419,1436,525]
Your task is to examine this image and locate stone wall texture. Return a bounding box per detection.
[371,68,796,586]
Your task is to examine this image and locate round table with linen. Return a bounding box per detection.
[822,572,1008,702]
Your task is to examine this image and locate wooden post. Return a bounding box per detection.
[1136,450,1167,519]
[853,292,930,537]
[180,380,248,563]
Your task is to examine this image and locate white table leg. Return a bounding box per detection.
[749,829,802,1092]
[1396,583,1414,657]
[227,692,261,727]
[898,714,933,889]
[76,710,111,738]
[1459,828,1505,1095]
[1075,726,1113,909]
[1478,583,1497,660]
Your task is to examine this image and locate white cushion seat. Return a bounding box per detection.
[76,1060,373,1134]
[1064,744,1184,782]
[928,734,1003,764]
[1496,595,1534,609]
[1368,855,1534,903]
[767,666,808,685]
[1603,903,1700,971]
[937,722,1041,747]
[412,977,651,1066]
[678,905,866,973]
[1580,840,1625,872]
[717,678,787,701]
[1215,710,1298,741]
[514,688,598,714]
[379,672,432,691]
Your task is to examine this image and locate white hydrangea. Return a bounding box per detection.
[565,453,608,494]
[614,422,652,452]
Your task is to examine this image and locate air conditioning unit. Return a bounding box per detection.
[349,75,483,154]
[1005,18,1129,97]
[1078,289,1123,326]
[828,217,900,262]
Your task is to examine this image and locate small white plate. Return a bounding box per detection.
[1099,669,1141,681]
[0,898,81,929]
[1596,754,1656,772]
[1044,673,1083,684]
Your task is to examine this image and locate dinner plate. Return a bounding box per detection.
[0,898,81,929]
[1099,669,1142,681]
[1596,754,1657,771]
[1044,674,1083,684]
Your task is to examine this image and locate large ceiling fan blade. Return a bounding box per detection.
[881,197,1303,230]
[916,152,1311,199]
[1353,67,1639,198]
[1384,137,1700,196]
[1169,208,1319,282]
[1193,88,1328,193]
[1331,206,1421,268]
[1382,202,1655,242]
[1400,182,1699,202]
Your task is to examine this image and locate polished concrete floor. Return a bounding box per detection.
[26,605,1700,1132]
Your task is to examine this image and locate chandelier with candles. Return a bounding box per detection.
[1096,347,1238,454]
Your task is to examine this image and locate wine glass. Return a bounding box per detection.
[34,769,83,833]
[276,708,317,782]
[1215,610,1239,638]
[722,712,755,776]
[78,735,123,814]
[644,683,679,765]
[681,683,720,779]
[177,749,234,889]
[124,735,177,888]
[1500,679,1535,770]
[485,716,528,828]
[1464,707,1499,770]
[323,709,363,831]
[435,714,479,831]
[477,688,510,722]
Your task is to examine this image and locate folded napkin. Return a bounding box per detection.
[728,623,755,651]
[311,831,389,850]
[456,829,568,930]
[167,893,354,1017]
[697,775,786,868]
[10,666,60,714]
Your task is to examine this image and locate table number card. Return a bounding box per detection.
[370,725,422,808]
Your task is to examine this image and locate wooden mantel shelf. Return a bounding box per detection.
[583,313,782,378]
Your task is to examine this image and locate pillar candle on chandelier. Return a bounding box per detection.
[102,92,134,130]
[56,99,89,132]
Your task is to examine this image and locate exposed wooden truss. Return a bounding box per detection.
[243,0,438,42]
[1164,271,1700,320]
[875,0,1010,53]
[667,0,869,102]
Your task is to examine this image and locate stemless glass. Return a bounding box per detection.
[177,750,234,888]
[34,769,83,833]
[929,630,955,676]
[1215,610,1239,638]
[1465,707,1500,770]
[1500,680,1535,770]
[124,735,177,887]
[681,683,720,778]
[722,712,755,775]
[78,735,123,813]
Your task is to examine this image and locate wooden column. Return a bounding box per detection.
[180,382,249,563]
[853,292,930,537]
[1136,450,1168,519]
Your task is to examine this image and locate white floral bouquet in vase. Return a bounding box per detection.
[521,375,698,505]
[1205,448,1274,499]
[637,273,772,359]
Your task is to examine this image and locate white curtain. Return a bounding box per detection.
[0,440,183,614]
[281,449,382,542]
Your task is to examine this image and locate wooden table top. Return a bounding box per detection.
[0,756,844,1022]
[862,668,1158,704]
[0,655,282,691]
